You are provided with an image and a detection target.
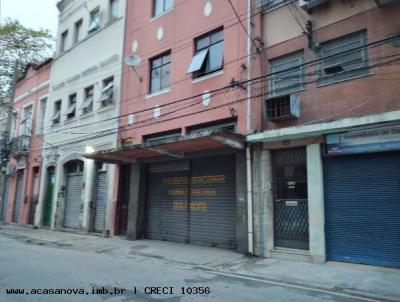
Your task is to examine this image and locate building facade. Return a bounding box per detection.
[86,0,254,252]
[35,0,126,235]
[1,60,52,225]
[249,0,400,268]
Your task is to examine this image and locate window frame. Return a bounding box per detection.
[66,93,77,120]
[60,30,68,52]
[149,51,171,94]
[81,86,94,115]
[317,30,369,86]
[74,19,83,44]
[52,100,62,125]
[268,51,305,97]
[109,0,119,21]
[99,77,114,107]
[88,7,100,33]
[191,28,224,79]
[152,0,174,18]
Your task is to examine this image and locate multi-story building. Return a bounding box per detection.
[35,0,126,234]
[86,0,253,252]
[249,0,400,268]
[1,59,52,225]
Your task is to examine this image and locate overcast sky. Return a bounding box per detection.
[0,0,59,37]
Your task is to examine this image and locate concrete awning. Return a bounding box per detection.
[84,130,245,164]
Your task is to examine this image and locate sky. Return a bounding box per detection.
[0,0,59,37]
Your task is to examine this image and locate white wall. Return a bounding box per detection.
[37,0,126,232]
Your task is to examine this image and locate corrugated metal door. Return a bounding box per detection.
[146,155,236,248]
[146,161,190,243]
[12,171,24,223]
[1,177,11,221]
[189,155,236,248]
[93,170,107,232]
[64,171,83,229]
[324,152,400,268]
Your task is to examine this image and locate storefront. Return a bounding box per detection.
[324,124,400,268]
[85,130,248,252]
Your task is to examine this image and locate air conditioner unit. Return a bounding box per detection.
[375,0,398,7]
[299,0,329,10]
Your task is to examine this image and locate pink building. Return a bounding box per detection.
[3,59,52,225]
[87,0,253,252]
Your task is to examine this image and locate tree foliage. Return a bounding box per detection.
[0,19,53,100]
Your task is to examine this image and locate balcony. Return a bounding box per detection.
[10,135,31,156]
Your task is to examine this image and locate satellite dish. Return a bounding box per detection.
[124,54,141,68]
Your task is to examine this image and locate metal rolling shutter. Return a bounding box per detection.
[189,155,236,248]
[146,163,190,243]
[64,172,83,229]
[1,177,11,221]
[324,152,400,268]
[93,171,107,232]
[12,172,24,223]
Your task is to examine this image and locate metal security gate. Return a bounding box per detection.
[146,155,237,248]
[92,165,107,233]
[272,148,309,250]
[1,177,11,221]
[64,161,84,229]
[324,152,400,268]
[12,171,24,223]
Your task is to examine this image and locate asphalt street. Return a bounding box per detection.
[0,234,377,302]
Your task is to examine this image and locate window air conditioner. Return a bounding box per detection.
[299,0,329,10]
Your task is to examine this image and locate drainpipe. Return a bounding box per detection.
[246,0,254,255]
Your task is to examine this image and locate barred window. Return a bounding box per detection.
[318,30,369,85]
[269,51,304,97]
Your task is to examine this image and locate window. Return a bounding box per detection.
[188,28,224,78]
[109,0,119,21]
[81,86,94,114]
[60,30,68,52]
[99,77,114,107]
[74,19,83,44]
[21,105,33,136]
[52,100,62,125]
[66,94,77,120]
[269,51,304,97]
[258,0,285,11]
[150,52,171,93]
[88,7,100,33]
[153,0,173,17]
[266,95,300,121]
[37,97,47,134]
[318,30,369,85]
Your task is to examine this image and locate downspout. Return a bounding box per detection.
[246,0,254,255]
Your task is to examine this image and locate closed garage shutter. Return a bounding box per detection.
[146,162,190,243]
[324,152,400,268]
[190,155,236,248]
[64,172,83,229]
[146,155,236,248]
[13,172,24,223]
[1,177,11,221]
[93,171,107,232]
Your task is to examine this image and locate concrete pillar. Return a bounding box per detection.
[127,164,143,240]
[34,163,47,227]
[81,159,95,232]
[261,147,274,257]
[105,164,116,236]
[53,160,64,230]
[306,143,326,263]
[236,151,248,254]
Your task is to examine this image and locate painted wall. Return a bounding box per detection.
[4,61,51,224]
[257,1,400,131]
[37,0,126,234]
[120,0,250,144]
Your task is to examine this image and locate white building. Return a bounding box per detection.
[35,0,126,234]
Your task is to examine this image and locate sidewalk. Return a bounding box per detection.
[1,224,399,301]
